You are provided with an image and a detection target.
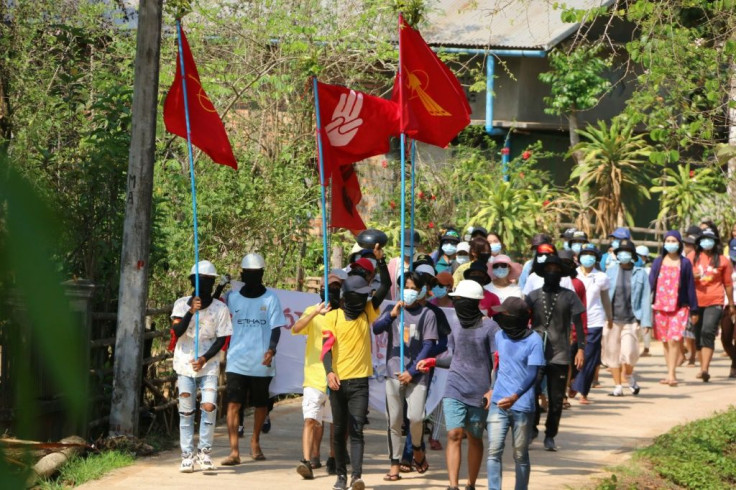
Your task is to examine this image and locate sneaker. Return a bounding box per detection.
[297,460,314,480]
[332,475,348,490]
[262,416,271,434]
[310,457,322,469]
[543,436,557,451]
[237,425,244,437]
[349,476,365,490]
[326,457,336,475]
[629,383,641,396]
[180,454,195,473]
[608,385,624,397]
[197,449,215,471]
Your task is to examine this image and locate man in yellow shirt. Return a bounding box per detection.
[292,271,344,479]
[322,245,388,490]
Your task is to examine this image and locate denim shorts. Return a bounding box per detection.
[442,397,487,439]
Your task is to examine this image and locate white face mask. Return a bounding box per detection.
[492,266,509,279]
[456,255,470,265]
[442,243,458,256]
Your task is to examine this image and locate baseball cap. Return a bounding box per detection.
[579,243,600,258]
[536,243,557,255]
[531,233,552,248]
[352,258,375,274]
[327,272,344,285]
[614,239,637,254]
[448,279,484,299]
[457,242,470,254]
[561,228,578,240]
[468,226,488,238]
[328,268,348,282]
[415,264,436,276]
[682,225,702,245]
[413,254,435,268]
[441,230,461,243]
[491,297,530,318]
[571,230,588,242]
[436,271,454,287]
[342,275,372,294]
[635,245,650,258]
[609,227,632,240]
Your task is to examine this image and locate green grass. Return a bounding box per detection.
[38,450,135,489]
[596,407,736,490]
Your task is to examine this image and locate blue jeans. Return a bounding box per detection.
[487,405,532,490]
[178,375,218,456]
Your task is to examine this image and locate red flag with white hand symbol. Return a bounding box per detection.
[316,81,400,175]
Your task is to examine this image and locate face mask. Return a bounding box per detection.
[700,238,715,251]
[403,247,414,258]
[579,255,597,268]
[456,255,469,265]
[492,266,509,279]
[563,241,570,251]
[536,254,548,264]
[442,243,458,256]
[543,271,562,292]
[452,297,483,328]
[497,313,531,341]
[611,240,620,250]
[403,288,420,305]
[477,253,491,264]
[617,251,633,264]
[190,276,216,301]
[490,243,502,254]
[664,242,680,254]
[431,285,447,299]
[240,269,266,298]
[416,285,427,301]
[571,243,582,255]
[320,286,342,309]
[342,291,368,320]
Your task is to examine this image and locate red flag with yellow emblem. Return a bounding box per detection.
[392,16,471,148]
[164,28,237,170]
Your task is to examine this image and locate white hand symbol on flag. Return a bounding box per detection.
[325,90,364,147]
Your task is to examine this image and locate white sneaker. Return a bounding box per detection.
[608,385,624,397]
[180,454,195,473]
[198,449,215,470]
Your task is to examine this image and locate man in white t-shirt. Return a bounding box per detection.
[221,253,286,466]
[570,244,613,404]
[171,260,232,473]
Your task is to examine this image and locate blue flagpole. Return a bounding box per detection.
[399,133,406,366]
[409,140,417,271]
[176,20,201,359]
[312,77,330,309]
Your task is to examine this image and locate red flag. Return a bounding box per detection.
[316,81,400,174]
[330,163,366,232]
[164,28,237,170]
[392,16,471,147]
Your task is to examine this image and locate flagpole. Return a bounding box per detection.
[312,77,331,308]
[409,139,417,271]
[398,13,406,365]
[176,19,201,359]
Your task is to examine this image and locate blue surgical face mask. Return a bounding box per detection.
[492,266,509,279]
[456,255,470,265]
[579,254,596,268]
[611,240,620,250]
[416,285,427,301]
[490,243,502,254]
[571,243,583,255]
[664,242,680,254]
[700,238,716,251]
[442,243,458,256]
[563,241,571,251]
[617,251,633,264]
[403,246,414,258]
[403,288,420,305]
[431,285,447,299]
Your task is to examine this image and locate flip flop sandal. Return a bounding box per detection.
[220,456,241,466]
[383,473,402,481]
[251,452,266,461]
[562,400,572,409]
[413,456,429,474]
[399,461,413,473]
[659,379,672,384]
[579,398,593,405]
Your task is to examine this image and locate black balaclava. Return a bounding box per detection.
[342,291,368,320]
[320,284,342,310]
[240,269,267,298]
[477,252,491,264]
[189,275,216,308]
[542,270,562,293]
[452,297,483,328]
[496,313,531,340]
[466,271,491,287]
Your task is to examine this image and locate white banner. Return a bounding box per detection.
[231,286,458,416]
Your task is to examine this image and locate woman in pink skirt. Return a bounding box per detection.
[649,230,699,386]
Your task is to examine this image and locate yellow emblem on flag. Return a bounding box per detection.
[188,74,217,113]
[404,68,451,117]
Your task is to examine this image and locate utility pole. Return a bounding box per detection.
[109,0,163,436]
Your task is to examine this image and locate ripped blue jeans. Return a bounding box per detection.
[178,375,218,456]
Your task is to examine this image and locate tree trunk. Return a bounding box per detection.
[331,243,343,270]
[109,0,163,437]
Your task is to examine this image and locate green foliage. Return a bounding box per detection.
[539,44,612,116]
[651,163,725,229]
[639,407,736,489]
[39,450,135,490]
[571,119,654,234]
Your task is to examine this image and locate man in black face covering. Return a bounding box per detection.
[322,244,389,490]
[485,297,544,489]
[222,253,287,466]
[525,255,585,452]
[170,260,232,472]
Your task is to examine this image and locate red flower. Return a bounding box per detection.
[543,200,550,207]
[428,222,435,229]
[417,190,425,199]
[430,194,436,200]
[522,150,532,160]
[500,147,510,155]
[689,170,695,178]
[381,159,388,168]
[519,172,525,179]
[389,201,396,209]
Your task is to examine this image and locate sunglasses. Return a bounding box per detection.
[492,264,509,269]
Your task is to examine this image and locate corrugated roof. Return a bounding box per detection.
[423,0,615,50]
